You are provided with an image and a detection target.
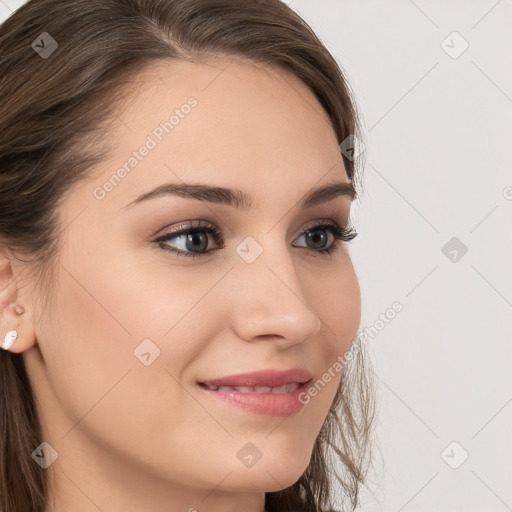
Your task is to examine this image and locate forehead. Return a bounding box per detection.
[86,56,348,210]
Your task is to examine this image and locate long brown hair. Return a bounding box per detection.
[0,1,376,510]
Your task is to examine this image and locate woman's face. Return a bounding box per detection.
[20,57,361,510]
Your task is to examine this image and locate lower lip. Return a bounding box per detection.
[198,381,311,417]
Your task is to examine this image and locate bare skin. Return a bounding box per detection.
[0,56,361,512]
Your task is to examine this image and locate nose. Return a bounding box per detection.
[229,242,323,348]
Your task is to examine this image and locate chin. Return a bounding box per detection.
[221,470,304,493]
[222,449,312,492]
[264,458,311,490]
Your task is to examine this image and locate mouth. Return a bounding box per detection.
[196,369,313,417]
[198,381,303,394]
[198,368,313,388]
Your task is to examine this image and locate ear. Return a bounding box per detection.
[0,249,37,353]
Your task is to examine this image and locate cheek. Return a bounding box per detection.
[294,264,360,426]
[308,260,361,357]
[41,259,228,476]
[41,251,187,429]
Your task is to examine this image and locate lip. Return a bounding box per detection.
[197,368,313,417]
[199,368,313,388]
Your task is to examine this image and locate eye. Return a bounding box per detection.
[154,220,224,259]
[292,220,358,256]
[153,219,358,259]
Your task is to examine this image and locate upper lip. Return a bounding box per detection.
[199,368,313,388]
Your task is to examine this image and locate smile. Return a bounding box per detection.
[202,382,301,394]
[197,380,311,417]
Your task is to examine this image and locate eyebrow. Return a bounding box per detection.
[124,180,356,210]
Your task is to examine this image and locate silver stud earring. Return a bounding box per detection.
[2,329,18,351]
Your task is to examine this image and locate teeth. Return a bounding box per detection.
[234,386,253,393]
[272,382,299,394]
[254,386,272,393]
[203,382,300,394]
[271,383,289,394]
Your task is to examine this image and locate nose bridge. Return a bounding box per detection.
[229,233,322,344]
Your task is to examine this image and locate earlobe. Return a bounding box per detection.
[0,302,22,351]
[0,302,36,353]
[0,256,38,353]
[2,328,18,351]
[0,304,25,350]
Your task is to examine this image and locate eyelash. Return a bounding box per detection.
[154,219,358,259]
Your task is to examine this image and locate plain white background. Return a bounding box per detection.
[1,1,511,511]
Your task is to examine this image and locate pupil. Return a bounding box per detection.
[188,233,207,251]
[307,229,327,248]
